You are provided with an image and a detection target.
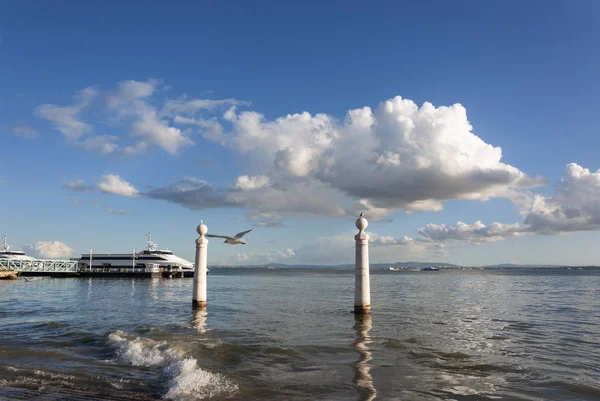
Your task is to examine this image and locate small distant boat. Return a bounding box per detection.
[421,266,440,271]
[24,277,44,282]
[387,267,400,271]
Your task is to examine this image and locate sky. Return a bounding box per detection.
[1,1,600,266]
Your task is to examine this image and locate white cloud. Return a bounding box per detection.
[79,135,119,154]
[417,220,525,244]
[246,212,287,228]
[370,233,417,247]
[4,123,38,138]
[63,179,95,193]
[49,89,600,245]
[162,96,247,116]
[523,163,600,234]
[36,87,96,140]
[106,79,193,154]
[97,174,139,197]
[235,175,270,190]
[108,79,159,105]
[143,94,542,221]
[37,79,245,155]
[227,180,346,217]
[229,248,295,265]
[173,116,226,143]
[120,141,148,155]
[130,115,193,154]
[107,209,133,215]
[347,199,396,222]
[391,163,600,247]
[214,95,544,218]
[39,86,544,223]
[23,241,74,259]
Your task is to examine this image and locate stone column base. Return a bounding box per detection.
[354,305,371,314]
[192,300,207,308]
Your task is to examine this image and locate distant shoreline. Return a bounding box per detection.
[208,264,600,270]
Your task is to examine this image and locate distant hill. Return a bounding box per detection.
[212,261,460,269]
[375,261,460,269]
[484,263,562,269]
[210,262,598,269]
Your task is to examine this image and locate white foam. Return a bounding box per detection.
[33,369,76,381]
[108,330,178,366]
[108,330,238,400]
[447,385,479,395]
[165,358,238,400]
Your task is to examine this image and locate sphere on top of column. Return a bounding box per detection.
[197,220,208,236]
[355,212,368,231]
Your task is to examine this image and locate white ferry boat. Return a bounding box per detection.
[77,232,194,274]
[0,235,35,261]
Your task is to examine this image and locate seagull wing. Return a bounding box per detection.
[234,229,253,238]
[206,234,234,240]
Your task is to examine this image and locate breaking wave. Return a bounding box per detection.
[108,330,238,400]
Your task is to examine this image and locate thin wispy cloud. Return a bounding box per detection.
[63,179,95,193]
[3,122,38,138]
[36,88,96,140]
[107,208,133,215]
[36,79,246,155]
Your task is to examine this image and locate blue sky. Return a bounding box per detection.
[1,1,599,265]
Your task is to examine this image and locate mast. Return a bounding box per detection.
[2,235,8,252]
[146,231,156,252]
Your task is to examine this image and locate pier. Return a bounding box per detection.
[0,259,79,275]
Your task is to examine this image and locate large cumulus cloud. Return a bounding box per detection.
[219,96,544,216]
[140,95,544,220]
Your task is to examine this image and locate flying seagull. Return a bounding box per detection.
[206,229,253,245]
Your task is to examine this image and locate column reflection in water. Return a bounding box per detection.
[149,278,159,301]
[191,307,208,334]
[353,314,377,401]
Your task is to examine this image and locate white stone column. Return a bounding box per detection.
[193,220,208,308]
[354,215,371,314]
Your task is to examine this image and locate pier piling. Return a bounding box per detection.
[354,214,371,314]
[193,221,208,308]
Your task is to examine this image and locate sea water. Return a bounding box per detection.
[0,268,599,400]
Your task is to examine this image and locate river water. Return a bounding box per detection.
[0,268,599,400]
